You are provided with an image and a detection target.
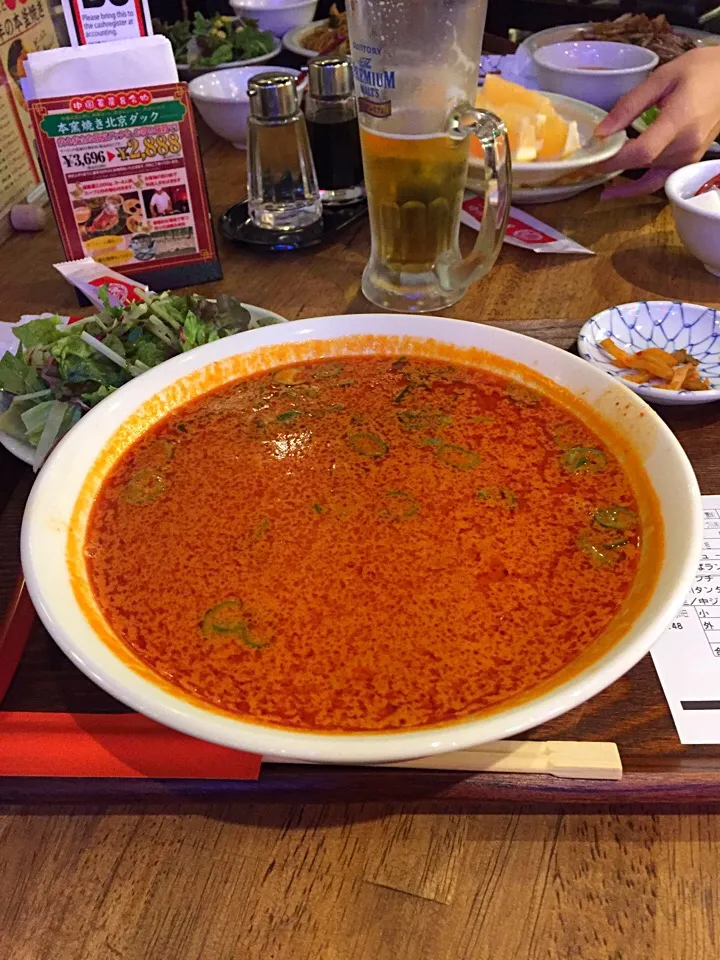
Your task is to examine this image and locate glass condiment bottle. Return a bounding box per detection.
[304,56,365,206]
[246,72,322,231]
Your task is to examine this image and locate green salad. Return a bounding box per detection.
[153,13,275,68]
[0,290,281,470]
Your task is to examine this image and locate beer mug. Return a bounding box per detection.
[346,0,511,313]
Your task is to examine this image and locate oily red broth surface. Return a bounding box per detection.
[85,356,647,732]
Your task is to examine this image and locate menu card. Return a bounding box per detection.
[652,496,720,744]
[30,82,222,288]
[0,0,57,240]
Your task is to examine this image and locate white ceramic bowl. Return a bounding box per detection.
[189,65,302,148]
[177,36,282,80]
[533,41,659,111]
[283,18,334,58]
[578,300,720,406]
[230,0,317,37]
[666,160,720,278]
[469,91,626,188]
[22,314,701,764]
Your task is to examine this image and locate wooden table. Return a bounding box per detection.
[2,141,720,959]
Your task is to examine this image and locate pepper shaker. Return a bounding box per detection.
[305,56,365,206]
[246,72,322,232]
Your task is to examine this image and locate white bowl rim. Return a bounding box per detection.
[21,313,702,764]
[189,65,301,103]
[282,17,329,56]
[178,36,282,73]
[475,91,625,173]
[666,159,720,218]
[533,39,659,75]
[232,0,317,8]
[578,299,720,403]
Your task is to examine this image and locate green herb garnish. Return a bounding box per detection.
[347,432,389,458]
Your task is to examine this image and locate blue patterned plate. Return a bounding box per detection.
[578,301,720,406]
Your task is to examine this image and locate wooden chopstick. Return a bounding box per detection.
[266,740,622,781]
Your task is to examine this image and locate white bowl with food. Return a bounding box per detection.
[282,9,348,58]
[470,81,626,188]
[229,0,317,38]
[665,160,720,278]
[189,65,303,148]
[533,40,658,111]
[22,313,700,764]
[579,300,720,406]
[520,18,718,64]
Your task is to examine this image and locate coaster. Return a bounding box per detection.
[219,200,367,251]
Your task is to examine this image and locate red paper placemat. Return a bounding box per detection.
[0,712,261,779]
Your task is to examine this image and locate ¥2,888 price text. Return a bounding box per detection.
[116,134,182,162]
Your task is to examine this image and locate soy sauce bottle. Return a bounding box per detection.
[305,56,365,206]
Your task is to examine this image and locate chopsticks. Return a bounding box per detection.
[0,576,35,705]
[266,740,623,781]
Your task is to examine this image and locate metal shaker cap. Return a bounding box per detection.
[248,72,299,119]
[308,55,354,99]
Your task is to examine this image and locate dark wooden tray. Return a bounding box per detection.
[2,319,720,805]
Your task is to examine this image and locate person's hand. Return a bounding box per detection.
[593,46,720,199]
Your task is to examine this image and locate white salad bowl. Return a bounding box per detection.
[189,66,303,148]
[533,40,659,111]
[22,314,701,764]
[468,91,625,188]
[230,0,318,37]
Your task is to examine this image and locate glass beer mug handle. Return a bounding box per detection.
[440,107,511,292]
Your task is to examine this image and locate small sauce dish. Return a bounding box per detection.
[533,40,659,110]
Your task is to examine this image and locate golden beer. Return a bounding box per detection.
[360,128,469,273]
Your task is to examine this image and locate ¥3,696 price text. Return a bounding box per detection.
[116,134,182,162]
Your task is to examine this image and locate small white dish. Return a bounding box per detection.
[283,18,336,58]
[533,40,658,111]
[0,304,290,466]
[177,36,281,80]
[578,300,720,406]
[189,65,302,148]
[468,91,625,189]
[666,160,720,278]
[230,0,317,38]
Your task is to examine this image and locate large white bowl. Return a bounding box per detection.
[230,0,317,37]
[533,40,658,111]
[469,91,626,188]
[189,65,302,148]
[22,314,701,764]
[666,159,720,278]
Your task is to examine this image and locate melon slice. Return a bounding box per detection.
[472,76,578,163]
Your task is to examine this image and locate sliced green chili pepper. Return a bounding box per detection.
[380,490,419,520]
[562,446,607,473]
[276,410,302,422]
[347,432,389,458]
[505,383,540,405]
[476,486,517,510]
[121,468,166,506]
[436,443,481,471]
[313,361,344,379]
[200,600,269,649]
[252,517,270,542]
[593,506,637,531]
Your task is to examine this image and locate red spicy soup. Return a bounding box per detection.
[84,355,651,732]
